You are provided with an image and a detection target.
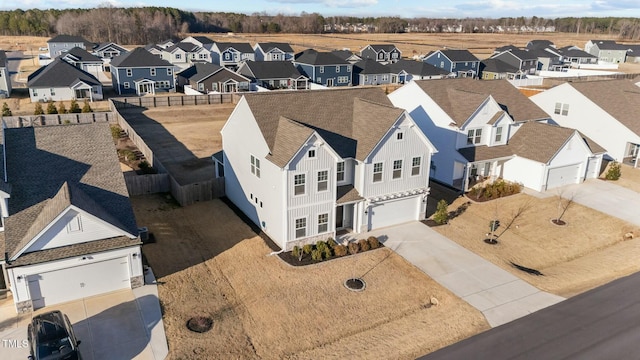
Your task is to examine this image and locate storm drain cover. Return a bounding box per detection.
[344,278,366,291]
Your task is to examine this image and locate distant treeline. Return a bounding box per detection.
[0,7,639,44]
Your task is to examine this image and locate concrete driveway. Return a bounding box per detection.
[347,222,564,327]
[546,179,640,226]
[0,270,168,360]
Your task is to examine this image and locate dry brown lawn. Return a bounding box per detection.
[433,193,640,298]
[132,195,488,360]
[601,162,640,193]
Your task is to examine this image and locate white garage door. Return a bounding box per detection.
[546,164,581,190]
[28,257,130,309]
[368,196,420,230]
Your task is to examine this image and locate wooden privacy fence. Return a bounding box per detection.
[124,173,171,196]
[2,112,114,128]
[544,72,640,87]
[111,93,240,109]
[170,177,225,206]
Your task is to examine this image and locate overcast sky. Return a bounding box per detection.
[3,0,640,18]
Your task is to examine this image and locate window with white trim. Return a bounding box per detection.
[411,157,421,176]
[338,76,349,83]
[467,128,482,145]
[336,162,345,182]
[50,88,55,96]
[335,66,340,72]
[320,66,324,73]
[67,215,82,233]
[198,83,204,91]
[150,68,156,76]
[393,160,403,179]
[126,68,132,77]
[554,102,570,116]
[294,174,305,195]
[397,132,404,140]
[318,213,328,233]
[382,74,389,81]
[250,155,260,178]
[308,149,315,158]
[295,218,306,238]
[317,170,328,192]
[494,127,503,142]
[123,82,130,89]
[167,68,172,76]
[347,65,351,72]
[373,162,383,182]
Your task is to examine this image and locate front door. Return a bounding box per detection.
[326,78,334,87]
[335,206,344,229]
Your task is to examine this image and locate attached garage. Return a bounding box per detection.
[546,163,581,190]
[27,257,131,309]
[368,196,421,230]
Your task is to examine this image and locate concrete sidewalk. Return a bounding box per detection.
[535,179,640,227]
[0,268,168,360]
[347,222,564,327]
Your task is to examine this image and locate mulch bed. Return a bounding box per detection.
[465,192,520,203]
[278,243,386,267]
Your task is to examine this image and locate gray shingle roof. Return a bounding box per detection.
[61,47,102,63]
[294,49,349,66]
[413,78,550,125]
[48,35,91,44]
[94,42,128,53]
[216,42,254,54]
[0,50,7,66]
[189,36,214,45]
[387,59,450,77]
[177,63,223,82]
[591,40,628,51]
[557,46,597,59]
[2,123,139,263]
[257,42,294,53]
[364,44,398,53]
[110,47,173,68]
[242,88,400,166]
[27,58,100,88]
[240,60,302,79]
[481,58,520,74]
[331,50,361,62]
[353,59,391,75]
[165,42,200,53]
[570,79,640,135]
[527,40,554,50]
[336,184,363,204]
[495,47,538,61]
[438,49,480,62]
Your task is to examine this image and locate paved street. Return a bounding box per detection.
[344,221,564,327]
[420,271,640,359]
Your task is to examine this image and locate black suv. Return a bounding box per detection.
[27,310,81,360]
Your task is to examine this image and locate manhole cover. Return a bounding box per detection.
[344,278,366,291]
[187,316,213,333]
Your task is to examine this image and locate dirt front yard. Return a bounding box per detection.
[132,195,488,359]
[432,193,640,298]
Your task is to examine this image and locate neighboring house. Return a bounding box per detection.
[110,47,175,96]
[526,40,555,50]
[0,122,143,312]
[176,63,251,93]
[480,58,522,80]
[387,59,450,83]
[531,79,640,166]
[221,88,436,251]
[254,42,295,61]
[585,40,628,63]
[181,36,215,48]
[422,49,480,78]
[144,44,164,57]
[388,78,573,191]
[624,45,640,63]
[210,42,255,70]
[0,50,12,97]
[27,58,103,102]
[60,47,104,76]
[92,42,129,60]
[352,59,394,86]
[490,46,538,75]
[293,49,352,87]
[161,42,210,69]
[331,50,362,64]
[237,60,308,90]
[47,35,93,57]
[157,38,180,49]
[529,47,565,71]
[359,44,402,64]
[553,46,598,66]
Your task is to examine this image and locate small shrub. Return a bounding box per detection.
[63,119,71,125]
[58,101,67,114]
[327,238,337,248]
[34,103,44,115]
[311,249,323,261]
[302,244,313,255]
[347,241,360,255]
[358,239,370,251]
[119,149,136,162]
[69,99,81,113]
[605,161,621,180]
[2,102,11,116]
[82,99,93,113]
[316,240,328,253]
[111,125,122,141]
[469,180,522,201]
[433,199,449,225]
[322,246,332,260]
[292,246,302,261]
[46,101,58,114]
[367,236,380,249]
[333,244,347,257]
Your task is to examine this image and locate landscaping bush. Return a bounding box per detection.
[58,101,67,114]
[2,102,11,116]
[605,161,621,180]
[468,180,522,201]
[138,160,157,174]
[367,236,380,249]
[33,103,44,115]
[46,101,57,114]
[322,246,333,260]
[316,240,328,253]
[292,246,302,261]
[311,249,323,261]
[433,199,449,225]
[348,241,360,255]
[82,99,93,113]
[119,149,136,162]
[302,244,313,255]
[69,99,81,113]
[358,239,370,251]
[333,245,347,257]
[327,237,337,248]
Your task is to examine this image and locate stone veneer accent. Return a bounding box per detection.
[130,275,144,289]
[16,300,32,313]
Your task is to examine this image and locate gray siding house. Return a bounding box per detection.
[176,63,250,93]
[359,44,401,64]
[294,49,352,87]
[27,58,103,102]
[237,60,308,90]
[585,40,628,63]
[254,42,295,61]
[47,35,93,57]
[352,59,394,86]
[110,47,175,96]
[0,50,12,97]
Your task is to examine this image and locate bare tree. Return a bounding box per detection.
[553,190,574,225]
[496,199,532,240]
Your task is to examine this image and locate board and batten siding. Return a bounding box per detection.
[286,136,337,209]
[286,202,335,250]
[362,117,431,198]
[221,97,287,247]
[24,209,127,253]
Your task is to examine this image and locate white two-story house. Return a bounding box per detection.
[221,88,436,250]
[390,79,604,191]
